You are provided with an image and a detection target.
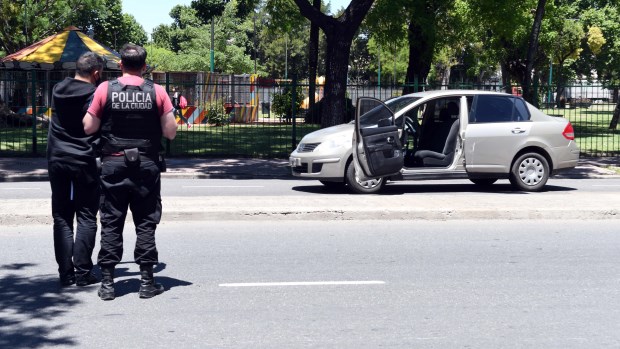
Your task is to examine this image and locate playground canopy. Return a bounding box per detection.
[0,26,120,70]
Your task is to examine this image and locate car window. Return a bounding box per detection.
[385,96,421,114]
[471,95,528,123]
[513,98,530,121]
[358,99,394,128]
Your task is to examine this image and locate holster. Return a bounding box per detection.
[158,154,167,172]
[124,148,140,168]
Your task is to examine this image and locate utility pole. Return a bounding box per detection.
[210,20,215,73]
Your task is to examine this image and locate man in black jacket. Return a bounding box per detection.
[48,52,104,287]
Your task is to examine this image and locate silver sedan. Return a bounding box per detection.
[290,90,579,194]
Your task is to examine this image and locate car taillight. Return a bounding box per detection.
[562,122,575,140]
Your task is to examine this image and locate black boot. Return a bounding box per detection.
[98,267,115,301]
[139,264,164,299]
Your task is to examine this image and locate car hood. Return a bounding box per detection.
[301,123,354,143]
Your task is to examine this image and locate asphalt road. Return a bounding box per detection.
[1,220,619,348]
[1,177,620,199]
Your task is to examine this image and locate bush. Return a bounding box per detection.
[203,99,228,126]
[272,85,304,122]
[572,98,592,109]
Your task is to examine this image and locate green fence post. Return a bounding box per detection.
[31,71,37,155]
[291,75,297,150]
[165,72,171,156]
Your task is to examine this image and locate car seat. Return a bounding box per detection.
[413,119,460,167]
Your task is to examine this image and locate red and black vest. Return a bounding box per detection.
[100,79,161,156]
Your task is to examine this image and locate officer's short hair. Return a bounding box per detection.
[76,52,104,77]
[120,44,147,71]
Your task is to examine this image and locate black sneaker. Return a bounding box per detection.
[76,273,99,287]
[59,275,76,287]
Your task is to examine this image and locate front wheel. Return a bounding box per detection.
[345,161,385,194]
[509,152,549,191]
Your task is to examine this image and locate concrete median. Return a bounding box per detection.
[1,191,618,226]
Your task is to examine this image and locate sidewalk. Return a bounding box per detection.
[0,157,617,182]
[0,157,291,182]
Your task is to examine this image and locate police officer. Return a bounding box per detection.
[48,52,103,287]
[83,44,177,300]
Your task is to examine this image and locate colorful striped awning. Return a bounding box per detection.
[0,26,120,70]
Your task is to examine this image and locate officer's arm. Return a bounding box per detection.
[83,113,101,135]
[161,111,178,140]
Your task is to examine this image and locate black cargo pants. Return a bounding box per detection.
[48,161,99,280]
[97,156,162,267]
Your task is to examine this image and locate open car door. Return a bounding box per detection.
[353,97,404,179]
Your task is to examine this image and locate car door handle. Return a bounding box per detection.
[511,128,526,134]
[386,136,395,144]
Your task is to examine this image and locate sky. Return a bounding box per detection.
[121,0,352,37]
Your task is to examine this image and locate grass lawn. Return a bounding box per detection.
[0,123,320,158]
[541,103,619,156]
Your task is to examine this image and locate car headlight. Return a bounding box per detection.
[313,133,351,152]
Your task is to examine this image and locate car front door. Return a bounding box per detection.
[464,95,533,173]
[353,97,403,178]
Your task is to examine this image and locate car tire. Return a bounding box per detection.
[509,152,549,191]
[345,160,385,194]
[469,178,498,186]
[319,180,346,189]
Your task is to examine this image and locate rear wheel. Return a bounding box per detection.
[345,161,385,194]
[509,152,549,191]
[469,178,498,186]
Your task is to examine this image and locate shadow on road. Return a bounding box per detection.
[291,182,577,195]
[109,262,192,298]
[0,263,90,348]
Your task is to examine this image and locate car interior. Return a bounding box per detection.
[401,97,462,168]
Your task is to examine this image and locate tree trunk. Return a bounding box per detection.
[293,0,374,127]
[610,99,620,130]
[321,35,352,128]
[522,0,547,104]
[403,20,435,94]
[307,0,321,124]
[501,62,512,94]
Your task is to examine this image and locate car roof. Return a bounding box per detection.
[401,89,512,98]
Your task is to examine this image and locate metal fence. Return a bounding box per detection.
[1,70,619,158]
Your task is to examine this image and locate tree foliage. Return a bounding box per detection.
[148,1,255,73]
[0,0,147,56]
[0,0,105,54]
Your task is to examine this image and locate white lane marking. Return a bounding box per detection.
[219,281,385,287]
[182,185,264,188]
[0,188,41,190]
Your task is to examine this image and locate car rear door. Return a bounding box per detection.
[464,95,533,173]
[352,97,403,178]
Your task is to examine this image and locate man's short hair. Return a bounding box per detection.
[76,52,104,77]
[120,43,147,71]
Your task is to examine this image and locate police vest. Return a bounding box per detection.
[100,79,161,156]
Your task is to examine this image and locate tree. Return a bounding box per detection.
[261,0,310,78]
[292,0,375,128]
[0,0,105,54]
[366,0,455,92]
[149,2,256,73]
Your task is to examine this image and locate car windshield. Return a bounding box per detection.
[385,96,420,113]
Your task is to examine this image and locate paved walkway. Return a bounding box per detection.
[0,157,617,182]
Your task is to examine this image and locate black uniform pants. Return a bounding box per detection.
[97,157,162,267]
[48,161,99,279]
